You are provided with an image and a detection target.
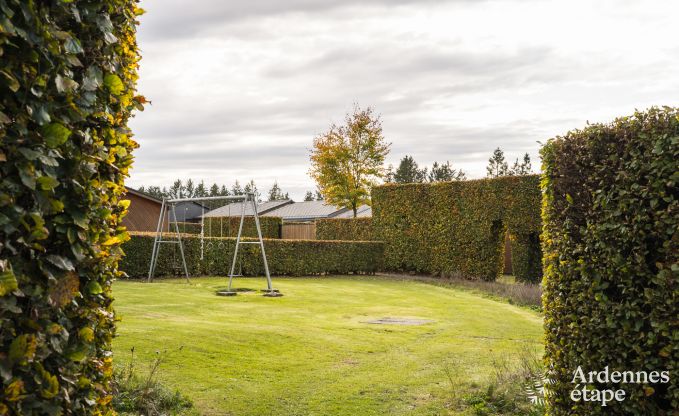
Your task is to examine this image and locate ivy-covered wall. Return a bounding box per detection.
[316,218,375,241]
[372,175,542,282]
[0,1,141,413]
[541,107,678,415]
[120,233,383,277]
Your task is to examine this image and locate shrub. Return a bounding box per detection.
[0,1,140,413]
[445,346,546,415]
[120,233,384,278]
[169,216,282,239]
[316,218,376,241]
[113,347,194,416]
[541,107,679,415]
[372,176,542,282]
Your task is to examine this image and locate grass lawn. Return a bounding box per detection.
[113,276,543,415]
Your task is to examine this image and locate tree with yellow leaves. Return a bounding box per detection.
[309,106,390,217]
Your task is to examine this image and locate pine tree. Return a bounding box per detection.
[209,183,220,197]
[231,180,243,196]
[486,148,509,178]
[428,161,466,182]
[243,180,260,201]
[509,153,532,176]
[195,180,207,197]
[184,179,195,198]
[168,179,184,199]
[267,181,287,201]
[393,155,426,183]
[304,191,314,201]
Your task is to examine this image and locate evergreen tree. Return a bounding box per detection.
[428,161,466,182]
[209,183,220,197]
[195,180,207,197]
[315,190,324,201]
[167,179,184,199]
[509,153,532,176]
[231,180,243,195]
[393,155,426,183]
[220,185,229,196]
[243,179,260,201]
[304,191,315,201]
[486,148,509,178]
[184,179,195,198]
[267,181,287,201]
[143,186,164,199]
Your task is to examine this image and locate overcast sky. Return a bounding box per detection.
[127,0,679,200]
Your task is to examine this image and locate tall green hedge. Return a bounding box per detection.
[0,1,140,414]
[316,218,375,241]
[169,217,282,239]
[372,175,542,282]
[120,233,383,278]
[541,107,678,415]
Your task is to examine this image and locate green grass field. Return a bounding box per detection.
[112,276,543,415]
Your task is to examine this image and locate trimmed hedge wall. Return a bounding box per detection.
[0,1,140,414]
[372,175,542,282]
[541,107,678,415]
[120,233,383,278]
[169,217,282,239]
[316,218,376,241]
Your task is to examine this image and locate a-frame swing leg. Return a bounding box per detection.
[170,203,191,283]
[148,199,167,282]
[221,194,247,296]
[252,197,280,297]
[216,193,279,297]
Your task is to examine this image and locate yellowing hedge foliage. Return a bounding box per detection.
[372,175,542,282]
[120,233,384,277]
[316,218,376,241]
[0,1,141,413]
[170,216,282,239]
[541,107,678,415]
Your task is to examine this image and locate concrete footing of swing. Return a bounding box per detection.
[215,289,282,297]
[263,290,283,297]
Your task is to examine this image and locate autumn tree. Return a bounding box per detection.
[309,106,390,217]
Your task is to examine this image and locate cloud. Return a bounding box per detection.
[128,0,679,200]
[138,0,464,41]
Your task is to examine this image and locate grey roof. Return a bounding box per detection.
[332,205,372,218]
[203,199,292,218]
[172,201,208,221]
[262,200,350,221]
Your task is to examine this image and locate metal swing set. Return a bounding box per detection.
[146,193,280,297]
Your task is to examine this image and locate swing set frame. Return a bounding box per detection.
[146,193,277,296]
